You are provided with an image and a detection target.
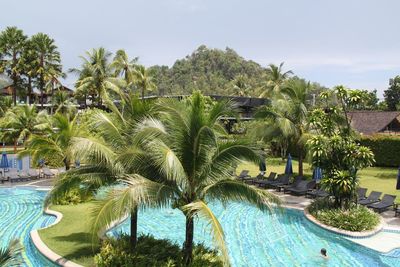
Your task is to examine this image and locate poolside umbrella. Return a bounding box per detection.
[396,166,400,190]
[313,167,323,181]
[285,154,293,175]
[0,152,9,175]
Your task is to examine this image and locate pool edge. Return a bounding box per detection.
[30,208,84,267]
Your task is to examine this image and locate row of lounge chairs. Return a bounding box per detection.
[236,170,399,215]
[357,188,397,213]
[1,168,55,183]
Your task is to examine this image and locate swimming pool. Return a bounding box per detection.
[110,202,400,267]
[0,187,57,267]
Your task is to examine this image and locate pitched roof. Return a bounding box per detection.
[348,111,400,135]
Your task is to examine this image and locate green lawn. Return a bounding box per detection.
[39,203,98,267]
[238,158,400,203]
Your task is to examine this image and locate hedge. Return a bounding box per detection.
[359,135,400,167]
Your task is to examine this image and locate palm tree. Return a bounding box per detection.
[0,96,12,118]
[52,90,76,115]
[0,105,47,152]
[111,49,138,86]
[0,239,23,266]
[254,79,311,176]
[45,93,155,249]
[19,39,37,105]
[0,26,27,105]
[231,74,250,96]
[21,113,84,170]
[90,92,280,265]
[73,48,124,107]
[30,33,62,107]
[133,65,156,99]
[259,62,293,98]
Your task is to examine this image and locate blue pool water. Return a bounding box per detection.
[110,202,400,267]
[0,187,57,267]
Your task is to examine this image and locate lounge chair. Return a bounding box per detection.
[28,169,40,180]
[358,191,382,206]
[286,180,316,196]
[257,173,285,188]
[18,171,31,181]
[252,172,277,186]
[268,174,291,189]
[8,171,22,183]
[357,187,368,201]
[278,175,303,192]
[235,170,250,180]
[42,168,55,178]
[367,194,397,213]
[306,189,330,199]
[395,204,399,217]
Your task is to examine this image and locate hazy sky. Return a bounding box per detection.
[1,0,400,98]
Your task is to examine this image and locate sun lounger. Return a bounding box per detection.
[395,204,399,217]
[257,173,285,188]
[278,176,303,192]
[8,171,22,183]
[358,191,382,206]
[42,168,55,178]
[236,170,250,180]
[18,171,31,181]
[252,172,277,186]
[306,189,330,198]
[268,174,291,189]
[367,194,397,213]
[28,169,40,180]
[357,187,368,201]
[286,180,316,196]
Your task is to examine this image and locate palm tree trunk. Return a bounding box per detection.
[183,215,194,266]
[63,158,70,171]
[12,52,17,106]
[130,206,138,251]
[298,147,303,176]
[27,76,32,105]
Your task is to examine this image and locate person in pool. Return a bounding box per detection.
[320,248,329,259]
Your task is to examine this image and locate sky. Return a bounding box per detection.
[1,0,400,99]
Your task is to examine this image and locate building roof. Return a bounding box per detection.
[348,111,400,135]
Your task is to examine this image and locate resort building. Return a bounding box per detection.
[348,111,400,135]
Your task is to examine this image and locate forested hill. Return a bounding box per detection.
[149,45,267,96]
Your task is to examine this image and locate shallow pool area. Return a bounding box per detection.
[0,187,57,267]
[110,202,400,267]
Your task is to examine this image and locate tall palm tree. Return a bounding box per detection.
[0,105,47,151]
[231,74,250,96]
[255,79,311,176]
[0,239,23,266]
[52,90,76,115]
[133,65,156,99]
[111,49,138,86]
[73,48,124,107]
[20,113,83,170]
[30,33,62,107]
[0,26,27,105]
[90,92,280,265]
[259,62,293,98]
[45,93,155,249]
[19,39,37,105]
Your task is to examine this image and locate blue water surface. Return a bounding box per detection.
[110,202,400,267]
[0,187,57,267]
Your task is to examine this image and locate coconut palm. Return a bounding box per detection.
[0,26,27,105]
[19,39,37,105]
[111,49,138,86]
[73,48,124,107]
[52,90,76,115]
[30,33,62,106]
[133,65,156,99]
[231,74,250,96]
[89,92,280,266]
[45,93,155,249]
[0,96,12,118]
[259,62,293,98]
[254,79,311,176]
[0,105,47,151]
[21,113,84,170]
[0,239,23,266]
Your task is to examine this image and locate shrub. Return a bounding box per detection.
[309,199,380,232]
[359,135,400,167]
[95,234,223,267]
[52,188,93,205]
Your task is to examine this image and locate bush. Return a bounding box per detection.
[52,189,93,205]
[359,135,400,167]
[309,198,380,232]
[95,234,223,267]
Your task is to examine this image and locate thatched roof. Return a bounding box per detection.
[348,111,400,135]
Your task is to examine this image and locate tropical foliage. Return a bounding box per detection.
[0,239,23,267]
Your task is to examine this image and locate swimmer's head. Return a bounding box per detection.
[320,248,327,257]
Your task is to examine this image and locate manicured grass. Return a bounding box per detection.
[39,203,99,267]
[237,158,400,203]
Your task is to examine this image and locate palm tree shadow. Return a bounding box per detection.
[53,232,99,261]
